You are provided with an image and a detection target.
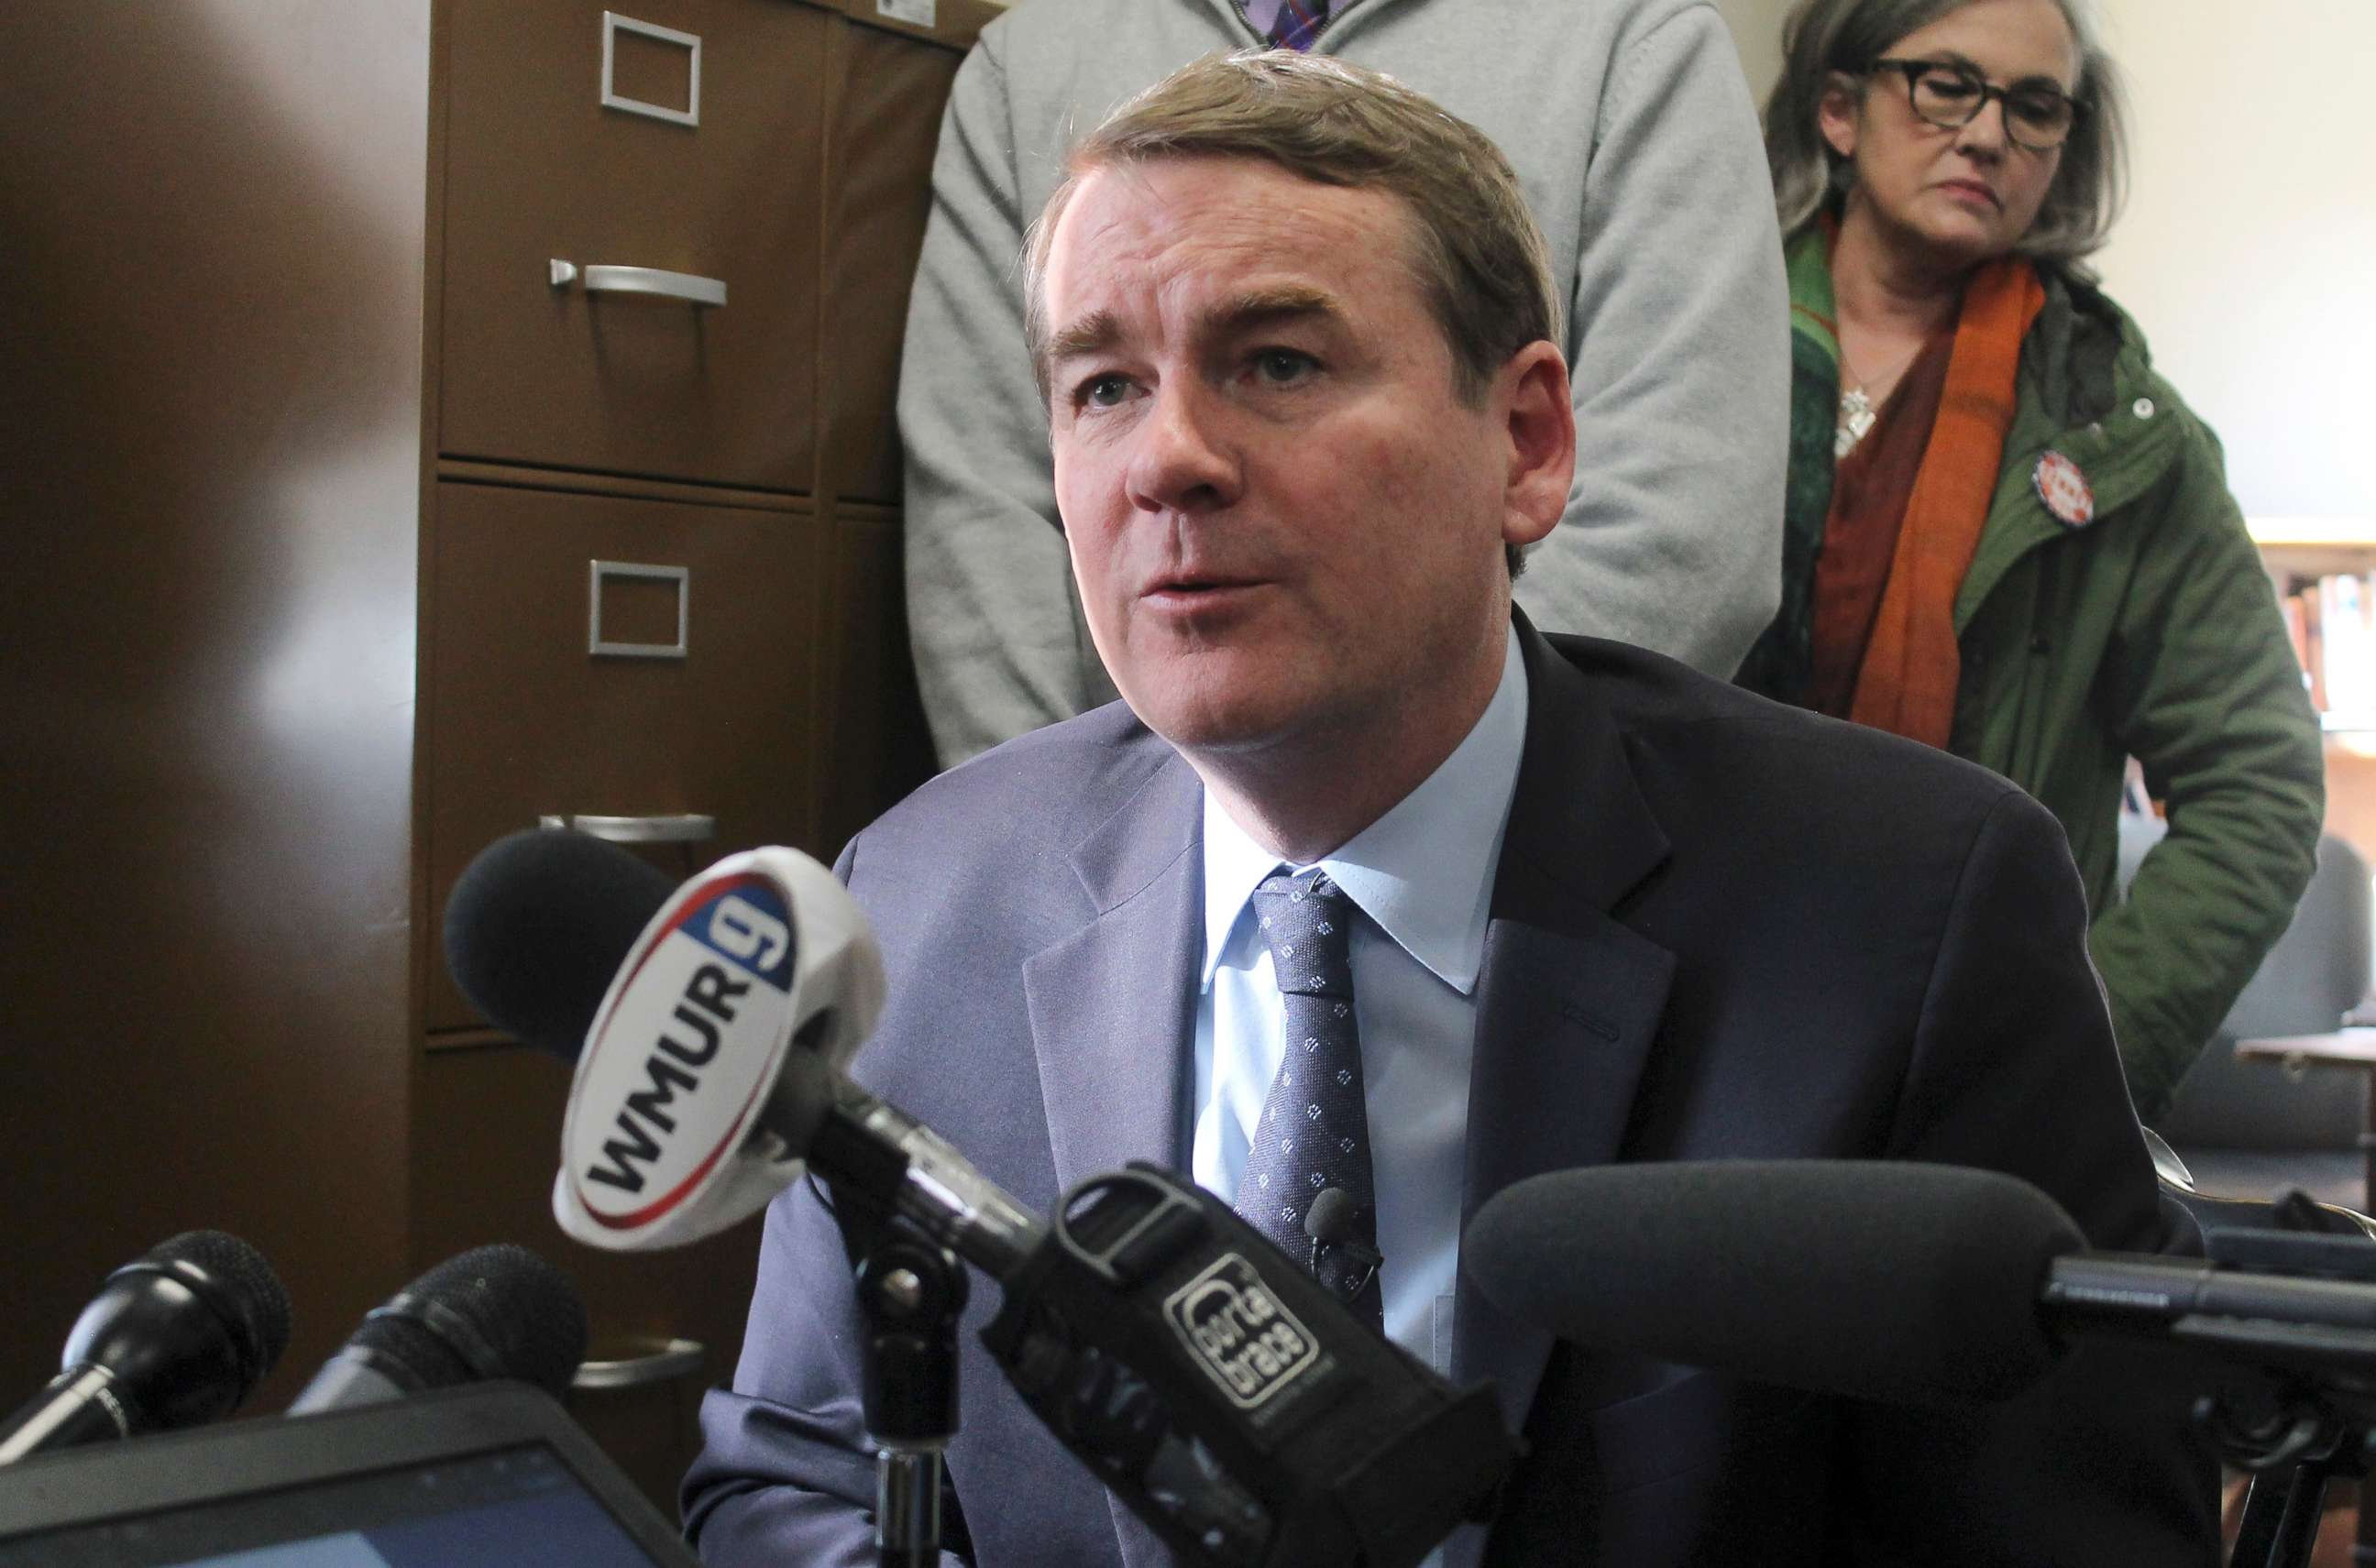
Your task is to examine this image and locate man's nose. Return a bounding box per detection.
[1125,381,1241,515]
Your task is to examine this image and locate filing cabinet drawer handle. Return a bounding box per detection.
[548,260,727,309]
[600,11,700,128]
[588,559,689,658]
[537,814,718,845]
[571,1337,706,1390]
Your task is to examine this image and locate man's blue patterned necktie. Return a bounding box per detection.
[1233,868,1382,1327]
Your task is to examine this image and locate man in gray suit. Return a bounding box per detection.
[687,52,2214,1568]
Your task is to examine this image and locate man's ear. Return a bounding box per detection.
[1500,341,1574,549]
[1818,71,1864,161]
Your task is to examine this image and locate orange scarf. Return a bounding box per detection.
[1848,258,2046,748]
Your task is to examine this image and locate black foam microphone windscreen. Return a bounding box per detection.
[289,1244,588,1414]
[443,828,677,1062]
[1462,1160,2083,1405]
[0,1231,293,1462]
[127,1230,295,1390]
[1304,1188,1353,1247]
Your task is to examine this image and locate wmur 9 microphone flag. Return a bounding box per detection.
[445,831,885,1252]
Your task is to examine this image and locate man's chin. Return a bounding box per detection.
[1133,703,1294,757]
[1119,680,1314,760]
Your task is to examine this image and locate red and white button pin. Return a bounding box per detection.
[2033,450,2096,528]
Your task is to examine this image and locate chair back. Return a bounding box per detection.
[2144,818,2371,1152]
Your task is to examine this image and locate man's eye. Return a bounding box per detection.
[1078,374,1135,410]
[1251,349,1317,386]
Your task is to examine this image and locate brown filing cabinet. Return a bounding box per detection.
[421,487,827,1036]
[416,0,991,1510]
[0,0,990,1523]
[438,0,830,491]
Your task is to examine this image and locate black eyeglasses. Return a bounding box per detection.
[1866,59,2084,152]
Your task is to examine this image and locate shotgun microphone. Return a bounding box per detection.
[1464,1159,2376,1408]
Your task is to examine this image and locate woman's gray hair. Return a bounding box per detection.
[1764,0,2128,273]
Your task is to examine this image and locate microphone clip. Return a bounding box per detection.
[1304,1188,1384,1303]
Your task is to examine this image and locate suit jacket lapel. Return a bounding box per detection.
[1452,620,1678,1535]
[1022,749,1204,1200]
[1020,749,1204,1568]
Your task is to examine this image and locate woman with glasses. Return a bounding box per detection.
[1737,0,2324,1123]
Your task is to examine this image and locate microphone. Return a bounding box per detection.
[1304,1187,1383,1299]
[445,828,892,1253]
[1464,1160,2070,1405]
[443,824,686,1065]
[1463,1159,2376,1409]
[0,1231,292,1464]
[289,1245,588,1414]
[444,828,1516,1568]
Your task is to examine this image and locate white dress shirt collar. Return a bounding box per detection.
[1200,625,1529,990]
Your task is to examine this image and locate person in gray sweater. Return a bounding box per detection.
[898,0,1792,766]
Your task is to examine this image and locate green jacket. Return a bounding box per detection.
[1745,232,2326,1120]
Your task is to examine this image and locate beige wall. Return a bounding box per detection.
[1709,0,1794,105]
[2089,0,2375,528]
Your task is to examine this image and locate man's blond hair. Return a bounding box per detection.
[1024,49,1562,411]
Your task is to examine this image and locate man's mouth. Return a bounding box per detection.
[1143,573,1264,604]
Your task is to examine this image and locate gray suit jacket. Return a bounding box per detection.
[686,620,2215,1567]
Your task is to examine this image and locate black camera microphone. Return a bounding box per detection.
[444,828,1516,1568]
[1464,1159,2376,1408]
[0,1231,292,1464]
[289,1245,588,1414]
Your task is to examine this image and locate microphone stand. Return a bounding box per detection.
[2213,1394,2356,1568]
[2172,1221,2376,1568]
[855,1223,967,1568]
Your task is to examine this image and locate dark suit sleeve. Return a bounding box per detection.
[1841,787,2218,1564]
